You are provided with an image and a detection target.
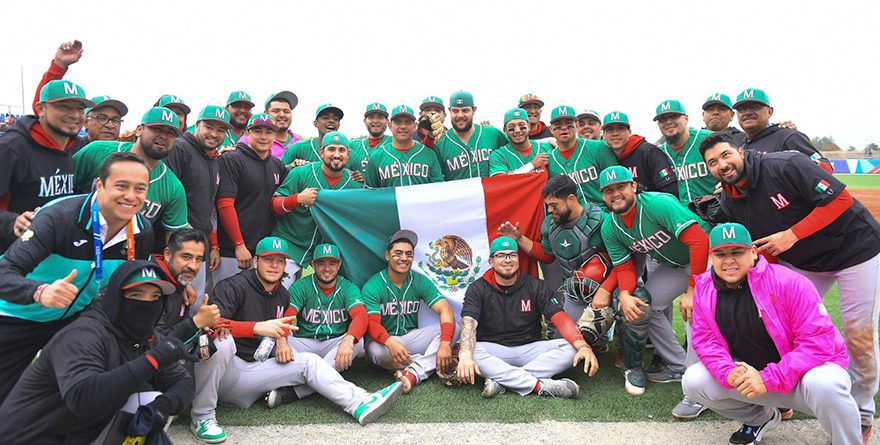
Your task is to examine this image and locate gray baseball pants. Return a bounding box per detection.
[288,336,366,399]
[473,338,576,395]
[365,325,459,383]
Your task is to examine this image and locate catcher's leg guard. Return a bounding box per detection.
[615,285,652,370]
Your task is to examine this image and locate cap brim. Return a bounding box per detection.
[519,100,544,108]
[576,113,601,122]
[709,242,752,252]
[313,254,341,261]
[599,179,632,191]
[199,118,233,130]
[145,123,181,135]
[92,99,129,117]
[653,111,685,121]
[317,107,344,120]
[165,103,192,115]
[602,122,630,130]
[122,279,176,295]
[702,100,732,111]
[549,116,576,124]
[47,97,96,108]
[228,100,256,108]
[389,229,418,248]
[419,102,444,111]
[248,123,279,131]
[269,91,299,110]
[364,110,389,118]
[258,250,290,258]
[732,100,769,110]
[390,112,416,122]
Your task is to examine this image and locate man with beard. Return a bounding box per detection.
[0,152,155,404]
[364,106,443,188]
[654,100,717,206]
[547,105,618,206]
[518,93,554,142]
[0,79,93,252]
[271,131,363,287]
[191,237,403,442]
[363,230,456,394]
[164,106,230,302]
[699,132,880,439]
[214,114,288,285]
[348,103,392,178]
[238,91,302,160]
[456,236,597,399]
[489,108,551,177]
[732,88,831,173]
[73,107,188,241]
[155,95,191,133]
[153,229,221,345]
[576,109,602,141]
[282,103,344,168]
[416,96,447,144]
[221,91,255,148]
[265,243,369,408]
[599,165,711,419]
[0,260,195,444]
[602,111,678,196]
[499,175,651,395]
[431,91,508,181]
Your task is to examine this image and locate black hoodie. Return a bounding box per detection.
[0,115,88,251]
[0,260,193,444]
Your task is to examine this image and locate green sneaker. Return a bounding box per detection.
[353,381,404,425]
[190,418,226,443]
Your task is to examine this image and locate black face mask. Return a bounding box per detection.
[119,297,164,341]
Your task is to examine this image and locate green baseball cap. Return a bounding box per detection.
[247,113,278,131]
[255,236,291,258]
[89,95,128,117]
[549,105,577,124]
[121,264,175,295]
[141,107,181,134]
[420,96,445,111]
[322,131,349,148]
[503,108,529,126]
[577,109,601,122]
[226,90,255,107]
[364,102,388,118]
[709,222,753,252]
[599,166,635,190]
[316,103,344,120]
[654,100,687,121]
[313,243,341,260]
[39,80,95,107]
[155,94,191,115]
[389,105,416,121]
[264,91,299,111]
[490,236,517,255]
[733,88,771,109]
[449,91,475,108]
[702,93,733,111]
[197,105,232,129]
[602,111,630,129]
[518,93,544,108]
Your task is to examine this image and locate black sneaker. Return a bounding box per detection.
[728,409,781,445]
[266,386,299,409]
[644,354,667,374]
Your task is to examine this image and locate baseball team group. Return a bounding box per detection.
[0,40,878,445]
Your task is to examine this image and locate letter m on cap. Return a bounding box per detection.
[215,108,226,119]
[710,94,722,101]
[272,239,283,250]
[322,245,333,254]
[63,82,78,95]
[661,102,671,111]
[141,268,157,278]
[162,109,174,122]
[721,226,736,240]
[610,112,620,120]
[238,92,248,99]
[743,90,755,99]
[605,170,617,181]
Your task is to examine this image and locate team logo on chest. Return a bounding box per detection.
[419,235,482,291]
[521,299,532,312]
[769,193,790,210]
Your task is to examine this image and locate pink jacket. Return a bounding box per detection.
[692,256,848,394]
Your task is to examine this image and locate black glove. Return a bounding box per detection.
[689,195,722,224]
[147,337,198,369]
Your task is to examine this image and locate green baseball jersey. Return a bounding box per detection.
[272,162,363,265]
[433,125,508,180]
[281,138,320,166]
[72,141,188,231]
[363,143,443,188]
[657,128,717,205]
[348,135,392,173]
[547,138,619,206]
[222,128,244,147]
[540,203,606,279]
[289,275,365,340]
[489,141,552,176]
[601,191,707,269]
[361,269,444,336]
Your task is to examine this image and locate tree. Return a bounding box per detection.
[811,135,841,152]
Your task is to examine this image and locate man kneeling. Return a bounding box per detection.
[190,237,402,444]
[683,223,861,445]
[456,236,597,398]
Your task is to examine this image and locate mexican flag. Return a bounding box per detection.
[311,173,546,317]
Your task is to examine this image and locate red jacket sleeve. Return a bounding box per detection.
[271,195,299,215]
[526,240,556,264]
[216,196,244,246]
[678,224,709,287]
[345,305,369,342]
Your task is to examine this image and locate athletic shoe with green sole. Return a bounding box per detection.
[191,418,226,443]
[353,381,404,425]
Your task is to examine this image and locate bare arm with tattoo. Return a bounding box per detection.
[456,316,480,384]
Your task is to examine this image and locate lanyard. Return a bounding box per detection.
[91,200,136,281]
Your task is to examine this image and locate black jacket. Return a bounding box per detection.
[164,132,220,237]
[617,137,678,197]
[152,255,200,343]
[742,125,827,165]
[0,116,87,251]
[0,261,193,444]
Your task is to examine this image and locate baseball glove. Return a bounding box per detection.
[418,111,445,141]
[689,194,722,224]
[436,358,461,387]
[117,129,138,143]
[577,306,615,347]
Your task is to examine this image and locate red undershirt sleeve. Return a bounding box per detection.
[678,224,710,287]
[612,260,637,293]
[33,61,67,111]
[216,197,244,246]
[271,195,299,215]
[549,312,585,346]
[228,320,256,338]
[819,160,834,175]
[367,314,391,345]
[526,240,556,264]
[790,189,853,240]
[207,230,219,250]
[599,264,621,293]
[346,306,369,342]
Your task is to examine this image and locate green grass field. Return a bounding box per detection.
[175,286,876,426]
[838,174,880,189]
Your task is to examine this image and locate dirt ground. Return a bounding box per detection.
[851,189,880,221]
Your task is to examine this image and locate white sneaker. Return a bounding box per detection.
[190,418,226,443]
